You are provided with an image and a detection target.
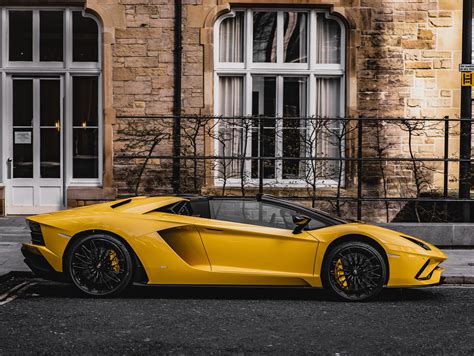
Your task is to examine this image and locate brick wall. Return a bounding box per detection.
[357,0,461,121]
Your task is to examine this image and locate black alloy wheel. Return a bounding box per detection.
[67,234,133,297]
[322,241,387,301]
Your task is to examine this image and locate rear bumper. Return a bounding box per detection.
[21,244,66,282]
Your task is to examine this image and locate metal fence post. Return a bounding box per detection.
[444,116,450,218]
[443,116,449,199]
[357,117,363,221]
[259,116,264,195]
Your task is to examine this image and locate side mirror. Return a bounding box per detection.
[292,215,311,234]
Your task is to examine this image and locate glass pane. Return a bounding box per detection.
[283,77,307,179]
[73,128,98,179]
[13,80,33,127]
[251,76,276,179]
[41,128,60,178]
[40,80,61,127]
[316,14,341,64]
[210,200,261,225]
[283,12,307,63]
[73,11,99,62]
[40,11,64,62]
[73,77,98,126]
[13,129,33,178]
[219,12,244,62]
[9,11,33,61]
[217,77,244,179]
[253,12,277,63]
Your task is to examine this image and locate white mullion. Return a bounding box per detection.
[276,12,284,64]
[98,72,103,185]
[213,71,220,183]
[245,9,252,69]
[59,76,65,205]
[244,72,252,115]
[309,10,317,71]
[0,9,4,69]
[65,9,71,70]
[308,73,317,167]
[33,78,40,190]
[33,10,40,64]
[0,71,5,183]
[275,75,283,182]
[65,72,72,186]
[244,71,252,175]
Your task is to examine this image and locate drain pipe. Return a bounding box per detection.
[172,0,183,194]
[459,0,472,221]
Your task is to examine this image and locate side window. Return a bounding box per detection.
[210,200,255,225]
[210,200,326,230]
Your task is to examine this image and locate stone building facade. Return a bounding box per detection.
[0,0,467,219]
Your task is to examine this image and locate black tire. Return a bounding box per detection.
[66,234,134,297]
[321,241,387,301]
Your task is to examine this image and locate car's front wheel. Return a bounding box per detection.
[322,241,387,301]
[66,234,133,297]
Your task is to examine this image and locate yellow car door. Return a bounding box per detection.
[196,199,319,276]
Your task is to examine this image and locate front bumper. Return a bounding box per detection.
[21,244,66,281]
[386,245,446,287]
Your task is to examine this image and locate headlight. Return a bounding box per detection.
[401,235,431,251]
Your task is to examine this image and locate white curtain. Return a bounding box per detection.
[315,78,341,179]
[218,77,244,178]
[219,12,244,63]
[316,14,341,64]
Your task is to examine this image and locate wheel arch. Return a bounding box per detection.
[63,229,148,284]
[322,234,390,284]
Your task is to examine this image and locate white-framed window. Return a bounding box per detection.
[214,8,345,187]
[0,7,102,185]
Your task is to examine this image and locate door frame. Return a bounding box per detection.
[4,75,65,214]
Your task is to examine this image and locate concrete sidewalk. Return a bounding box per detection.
[1,217,473,283]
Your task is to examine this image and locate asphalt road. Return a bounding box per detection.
[1,277,473,355]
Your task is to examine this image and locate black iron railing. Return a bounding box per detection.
[115,115,473,223]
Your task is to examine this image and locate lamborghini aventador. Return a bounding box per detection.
[21,194,447,301]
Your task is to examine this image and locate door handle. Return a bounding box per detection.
[6,158,12,179]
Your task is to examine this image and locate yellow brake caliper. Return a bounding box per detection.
[335,259,348,289]
[108,250,120,273]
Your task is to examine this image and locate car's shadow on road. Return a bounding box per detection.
[24,279,445,303]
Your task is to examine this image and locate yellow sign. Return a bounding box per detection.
[461,72,474,86]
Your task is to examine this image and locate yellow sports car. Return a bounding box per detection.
[21,194,447,301]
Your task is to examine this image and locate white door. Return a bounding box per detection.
[6,77,64,215]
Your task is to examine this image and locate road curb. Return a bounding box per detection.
[0,271,34,283]
[443,276,474,284]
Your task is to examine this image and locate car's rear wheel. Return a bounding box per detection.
[66,234,133,297]
[322,241,387,301]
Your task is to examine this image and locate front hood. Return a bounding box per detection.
[361,224,447,259]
